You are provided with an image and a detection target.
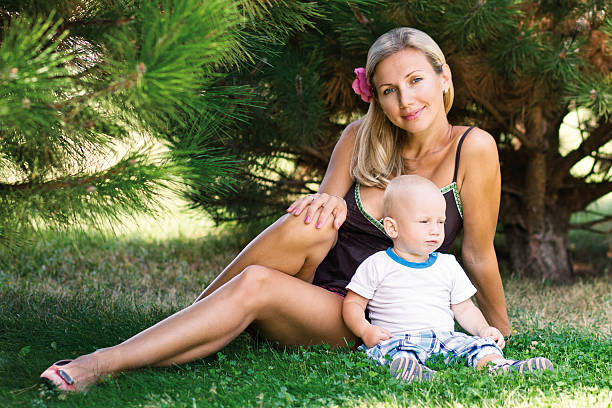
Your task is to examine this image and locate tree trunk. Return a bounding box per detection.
[503,204,573,283]
[500,106,573,283]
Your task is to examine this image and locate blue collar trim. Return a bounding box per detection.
[385,248,438,269]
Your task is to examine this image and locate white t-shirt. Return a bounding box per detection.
[346,248,476,336]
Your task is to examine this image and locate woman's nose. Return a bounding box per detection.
[398,87,415,108]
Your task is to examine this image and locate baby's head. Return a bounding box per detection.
[383,175,446,261]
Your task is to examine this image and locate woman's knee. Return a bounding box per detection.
[233,265,278,311]
[275,212,337,249]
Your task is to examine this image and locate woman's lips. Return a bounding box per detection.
[402,107,424,121]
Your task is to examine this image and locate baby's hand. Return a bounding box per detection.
[478,326,505,349]
[362,324,392,348]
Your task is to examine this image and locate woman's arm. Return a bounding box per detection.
[318,120,361,194]
[457,128,511,336]
[287,120,361,229]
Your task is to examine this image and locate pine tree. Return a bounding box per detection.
[192,1,380,222]
[397,0,612,283]
[0,0,323,249]
[196,1,611,283]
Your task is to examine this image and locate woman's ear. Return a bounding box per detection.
[440,63,452,91]
[383,216,398,238]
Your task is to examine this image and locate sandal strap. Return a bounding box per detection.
[58,369,75,385]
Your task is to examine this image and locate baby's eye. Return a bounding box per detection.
[438,220,446,224]
[382,87,395,95]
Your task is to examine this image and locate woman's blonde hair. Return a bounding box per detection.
[351,27,454,188]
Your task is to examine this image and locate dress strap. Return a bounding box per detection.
[452,126,475,183]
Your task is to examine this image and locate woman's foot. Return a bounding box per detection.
[40,360,76,391]
[389,357,435,382]
[489,357,553,375]
[40,354,105,392]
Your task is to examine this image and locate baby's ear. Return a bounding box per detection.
[383,217,398,238]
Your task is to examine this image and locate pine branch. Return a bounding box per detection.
[460,75,511,132]
[0,156,144,193]
[52,69,141,112]
[562,179,612,212]
[551,119,612,188]
[351,5,376,35]
[289,145,330,165]
[570,215,612,233]
[564,74,612,120]
[443,0,519,50]
[60,15,135,32]
[501,185,523,197]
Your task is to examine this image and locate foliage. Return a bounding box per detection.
[0,0,327,249]
[194,1,611,281]
[0,226,610,407]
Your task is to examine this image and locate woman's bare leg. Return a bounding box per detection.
[49,266,357,388]
[196,211,334,301]
[44,214,344,388]
[155,267,357,366]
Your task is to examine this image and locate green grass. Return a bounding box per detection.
[1,202,611,407]
[1,285,611,407]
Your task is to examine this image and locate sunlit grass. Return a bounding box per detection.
[505,277,612,336]
[1,187,610,407]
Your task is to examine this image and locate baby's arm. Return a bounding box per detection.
[342,290,392,348]
[451,298,505,349]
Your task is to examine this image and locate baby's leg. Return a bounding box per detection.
[365,334,435,383]
[475,354,505,369]
[389,354,435,383]
[488,357,554,375]
[435,331,503,368]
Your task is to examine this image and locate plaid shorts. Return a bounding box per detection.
[360,330,503,369]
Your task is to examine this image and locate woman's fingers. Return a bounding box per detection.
[333,205,348,230]
[314,196,347,229]
[299,194,321,223]
[314,200,335,229]
[286,194,347,228]
[285,197,303,214]
[286,195,316,218]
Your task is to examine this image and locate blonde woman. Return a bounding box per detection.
[41,27,510,391]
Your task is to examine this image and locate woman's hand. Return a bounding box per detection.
[286,193,348,230]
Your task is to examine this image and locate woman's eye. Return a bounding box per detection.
[411,77,423,84]
[382,87,395,95]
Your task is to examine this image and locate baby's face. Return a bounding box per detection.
[387,187,446,261]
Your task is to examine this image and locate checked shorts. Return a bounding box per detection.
[360,330,503,369]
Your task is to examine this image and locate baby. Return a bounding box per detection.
[342,175,552,381]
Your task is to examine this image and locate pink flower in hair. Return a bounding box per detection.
[352,67,372,103]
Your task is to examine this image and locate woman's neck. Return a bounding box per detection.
[402,120,453,159]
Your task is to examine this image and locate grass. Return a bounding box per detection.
[1,201,611,407]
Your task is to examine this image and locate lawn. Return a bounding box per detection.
[1,202,610,407]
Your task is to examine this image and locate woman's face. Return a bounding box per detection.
[372,48,450,134]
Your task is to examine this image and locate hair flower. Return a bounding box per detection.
[352,67,372,103]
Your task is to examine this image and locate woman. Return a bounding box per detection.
[41,27,510,391]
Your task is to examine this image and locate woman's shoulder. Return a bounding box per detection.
[336,119,365,149]
[456,125,498,159]
[343,118,364,138]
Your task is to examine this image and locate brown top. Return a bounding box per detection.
[312,127,472,294]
